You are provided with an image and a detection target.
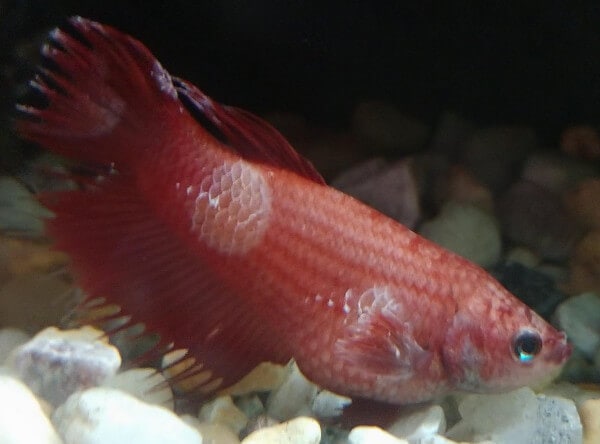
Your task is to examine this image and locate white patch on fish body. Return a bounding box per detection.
[192,160,272,255]
[151,60,178,99]
[332,285,435,395]
[343,286,400,321]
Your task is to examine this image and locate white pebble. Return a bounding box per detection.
[52,387,202,444]
[0,328,29,364]
[580,398,600,444]
[311,389,352,418]
[241,416,321,444]
[198,395,249,435]
[348,426,409,444]
[267,361,318,420]
[536,394,582,443]
[221,361,286,396]
[0,374,62,443]
[447,387,582,444]
[419,201,501,267]
[102,368,173,410]
[387,404,446,442]
[504,247,540,268]
[8,326,121,405]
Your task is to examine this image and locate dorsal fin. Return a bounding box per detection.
[173,78,326,184]
[17,15,325,185]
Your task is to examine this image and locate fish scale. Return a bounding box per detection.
[17,16,570,405]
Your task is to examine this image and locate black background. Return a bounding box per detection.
[2,1,600,152]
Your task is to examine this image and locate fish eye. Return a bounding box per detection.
[512,330,542,363]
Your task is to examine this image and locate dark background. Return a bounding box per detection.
[2,1,600,171]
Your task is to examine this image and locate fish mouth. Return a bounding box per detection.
[545,332,572,365]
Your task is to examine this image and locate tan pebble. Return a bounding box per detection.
[266,360,318,420]
[103,368,173,410]
[387,404,446,441]
[543,382,600,407]
[505,247,540,268]
[566,179,600,229]
[199,395,248,435]
[348,426,409,444]
[181,416,241,444]
[580,398,600,444]
[220,362,286,396]
[0,236,68,279]
[0,328,30,365]
[33,326,106,343]
[568,231,600,295]
[241,416,320,444]
[577,383,600,392]
[196,422,241,444]
[0,274,75,333]
[435,165,494,213]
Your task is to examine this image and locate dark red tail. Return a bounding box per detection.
[16,16,182,171]
[17,18,293,400]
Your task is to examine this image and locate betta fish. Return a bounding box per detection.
[17,17,570,405]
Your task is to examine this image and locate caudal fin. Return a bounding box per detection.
[16,16,182,171]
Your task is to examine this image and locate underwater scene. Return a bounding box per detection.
[1,3,599,443]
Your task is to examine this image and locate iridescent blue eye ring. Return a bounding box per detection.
[512,330,542,363]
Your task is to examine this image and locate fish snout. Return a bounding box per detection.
[545,331,572,365]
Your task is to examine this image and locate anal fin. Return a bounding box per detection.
[43,177,289,397]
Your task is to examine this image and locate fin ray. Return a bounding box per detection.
[17,16,182,170]
[174,78,326,184]
[44,178,289,395]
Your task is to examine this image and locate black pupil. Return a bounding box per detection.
[514,331,542,357]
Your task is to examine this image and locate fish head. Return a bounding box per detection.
[441,271,571,393]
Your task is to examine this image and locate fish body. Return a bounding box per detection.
[17,17,570,404]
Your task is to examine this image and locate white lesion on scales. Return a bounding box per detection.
[191,160,272,255]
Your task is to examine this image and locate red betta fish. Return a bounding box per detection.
[17,17,570,404]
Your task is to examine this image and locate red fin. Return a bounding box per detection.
[335,316,432,380]
[174,78,326,184]
[17,16,324,185]
[334,289,432,379]
[43,178,289,396]
[16,16,183,170]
